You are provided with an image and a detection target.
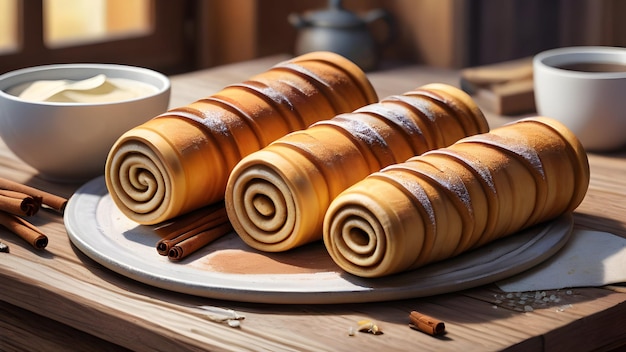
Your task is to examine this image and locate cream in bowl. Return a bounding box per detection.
[533,46,626,151]
[0,63,170,182]
[9,74,159,103]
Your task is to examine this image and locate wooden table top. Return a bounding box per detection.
[1,55,626,352]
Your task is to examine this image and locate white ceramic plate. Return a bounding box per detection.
[65,176,573,304]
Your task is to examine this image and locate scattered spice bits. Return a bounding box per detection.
[409,311,446,336]
[491,290,575,312]
[194,306,245,328]
[556,304,574,312]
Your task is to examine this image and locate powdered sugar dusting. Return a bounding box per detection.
[389,95,441,123]
[376,171,436,226]
[475,134,546,179]
[238,81,296,113]
[355,102,422,138]
[321,115,389,151]
[163,108,231,136]
[445,148,498,195]
[431,164,472,215]
[505,143,545,179]
[279,63,333,90]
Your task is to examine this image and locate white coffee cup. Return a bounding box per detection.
[533,46,626,151]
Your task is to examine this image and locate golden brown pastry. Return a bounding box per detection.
[225,84,489,252]
[323,117,590,277]
[105,52,377,224]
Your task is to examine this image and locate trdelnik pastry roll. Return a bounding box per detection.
[225,84,489,252]
[105,52,377,224]
[323,117,590,278]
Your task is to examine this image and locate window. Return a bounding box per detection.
[43,0,152,48]
[0,1,190,75]
[0,0,18,54]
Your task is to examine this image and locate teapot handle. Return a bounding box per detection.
[363,8,396,47]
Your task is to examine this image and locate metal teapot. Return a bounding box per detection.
[289,0,394,71]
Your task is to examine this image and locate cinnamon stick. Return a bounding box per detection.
[0,189,42,217]
[0,212,48,249]
[156,215,226,255]
[0,177,67,213]
[155,202,231,260]
[168,222,233,261]
[409,311,446,336]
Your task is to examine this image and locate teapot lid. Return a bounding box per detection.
[302,0,365,28]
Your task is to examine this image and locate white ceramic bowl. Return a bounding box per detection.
[534,46,626,152]
[0,63,170,182]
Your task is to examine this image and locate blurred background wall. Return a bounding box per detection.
[1,0,625,75]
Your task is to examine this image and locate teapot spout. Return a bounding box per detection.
[364,8,391,24]
[288,13,308,28]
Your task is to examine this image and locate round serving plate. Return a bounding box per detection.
[65,176,573,304]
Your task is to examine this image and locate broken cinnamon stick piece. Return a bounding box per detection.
[168,222,233,261]
[0,211,48,249]
[0,177,67,213]
[409,311,446,336]
[0,189,42,217]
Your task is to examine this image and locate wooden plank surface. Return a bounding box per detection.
[1,55,626,352]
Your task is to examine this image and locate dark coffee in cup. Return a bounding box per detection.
[556,62,626,73]
[534,46,626,151]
